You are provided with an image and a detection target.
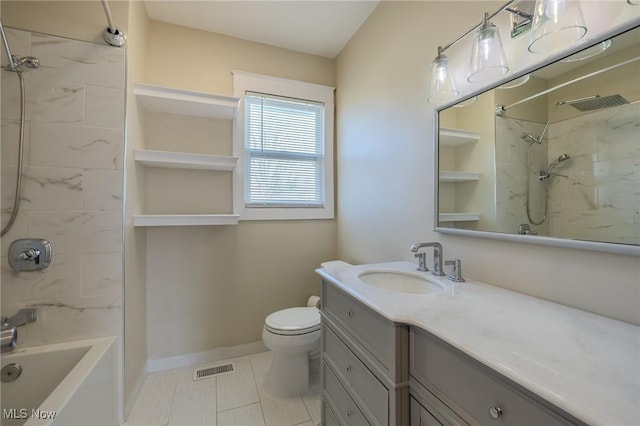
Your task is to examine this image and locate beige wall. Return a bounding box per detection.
[336,1,640,325]
[141,21,336,360]
[123,0,148,415]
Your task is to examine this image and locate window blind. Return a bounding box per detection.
[244,92,325,207]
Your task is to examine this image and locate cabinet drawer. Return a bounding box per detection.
[324,361,370,426]
[325,326,389,425]
[323,281,396,369]
[411,328,574,426]
[410,397,443,426]
[323,398,341,426]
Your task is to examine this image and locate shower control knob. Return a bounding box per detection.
[489,405,503,419]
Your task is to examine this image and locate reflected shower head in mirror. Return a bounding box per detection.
[557,94,629,111]
[521,132,541,144]
[539,153,570,181]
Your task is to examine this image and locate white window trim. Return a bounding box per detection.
[232,70,335,220]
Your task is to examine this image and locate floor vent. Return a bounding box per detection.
[192,362,235,381]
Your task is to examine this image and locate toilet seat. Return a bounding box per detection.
[265,307,320,336]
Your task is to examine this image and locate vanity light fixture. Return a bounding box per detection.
[468,12,509,83]
[427,46,460,104]
[528,0,587,54]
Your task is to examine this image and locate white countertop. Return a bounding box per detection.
[316,261,640,426]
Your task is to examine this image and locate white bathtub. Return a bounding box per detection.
[1,336,117,426]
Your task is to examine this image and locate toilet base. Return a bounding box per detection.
[266,351,312,397]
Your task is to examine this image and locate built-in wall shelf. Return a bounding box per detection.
[134,149,238,171]
[439,128,480,146]
[134,83,240,119]
[439,213,480,222]
[439,171,481,182]
[133,214,240,227]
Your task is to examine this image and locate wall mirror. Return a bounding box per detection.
[435,24,639,255]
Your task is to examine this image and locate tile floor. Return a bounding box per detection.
[125,351,320,426]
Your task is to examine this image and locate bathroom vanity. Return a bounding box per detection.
[317,261,639,426]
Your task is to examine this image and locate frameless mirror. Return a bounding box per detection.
[436,25,640,254]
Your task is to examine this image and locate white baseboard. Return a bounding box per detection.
[147,340,268,373]
[124,359,148,421]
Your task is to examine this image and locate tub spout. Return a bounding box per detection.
[1,308,37,352]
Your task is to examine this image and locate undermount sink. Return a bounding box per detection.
[358,270,444,294]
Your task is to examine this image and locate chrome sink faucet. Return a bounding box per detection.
[1,308,37,353]
[410,242,446,276]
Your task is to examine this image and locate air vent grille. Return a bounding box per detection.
[193,363,234,381]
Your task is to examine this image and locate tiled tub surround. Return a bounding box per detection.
[495,103,640,244]
[317,261,640,425]
[1,28,124,346]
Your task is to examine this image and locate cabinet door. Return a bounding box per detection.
[411,397,443,426]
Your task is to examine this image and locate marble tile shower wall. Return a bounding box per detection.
[548,104,640,245]
[495,117,549,235]
[1,28,125,345]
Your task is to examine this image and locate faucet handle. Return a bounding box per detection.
[445,259,465,282]
[414,252,429,272]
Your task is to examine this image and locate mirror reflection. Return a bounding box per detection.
[437,25,640,246]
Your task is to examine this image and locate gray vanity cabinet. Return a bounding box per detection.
[409,327,581,426]
[320,280,410,426]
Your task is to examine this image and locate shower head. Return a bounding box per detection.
[557,95,629,111]
[539,153,570,181]
[13,56,39,70]
[521,132,541,144]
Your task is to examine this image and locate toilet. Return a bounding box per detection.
[262,306,321,396]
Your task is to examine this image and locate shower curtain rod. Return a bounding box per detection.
[101,0,126,47]
[496,56,640,115]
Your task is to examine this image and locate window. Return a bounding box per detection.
[233,71,334,220]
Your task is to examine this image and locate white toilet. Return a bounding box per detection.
[262,306,321,396]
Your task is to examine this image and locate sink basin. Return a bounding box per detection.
[358,271,444,294]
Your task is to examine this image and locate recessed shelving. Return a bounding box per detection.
[439,213,480,222]
[439,128,480,146]
[134,149,238,171]
[133,214,240,227]
[135,83,240,119]
[439,171,481,182]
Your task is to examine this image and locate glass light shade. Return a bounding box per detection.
[561,39,611,62]
[498,74,530,89]
[528,0,587,54]
[628,0,640,5]
[453,96,478,107]
[427,54,459,104]
[467,22,509,83]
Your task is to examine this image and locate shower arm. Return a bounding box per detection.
[0,21,18,70]
[496,56,640,115]
[101,0,117,34]
[101,0,126,47]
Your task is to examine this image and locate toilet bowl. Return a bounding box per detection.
[262,307,321,396]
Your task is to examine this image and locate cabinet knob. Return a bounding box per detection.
[347,310,353,317]
[489,405,503,419]
[346,410,353,417]
[346,364,352,372]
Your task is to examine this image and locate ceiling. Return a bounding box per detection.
[143,1,380,59]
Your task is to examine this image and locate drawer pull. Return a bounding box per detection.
[346,364,352,372]
[489,405,503,419]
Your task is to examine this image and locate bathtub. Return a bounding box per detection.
[1,336,117,426]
